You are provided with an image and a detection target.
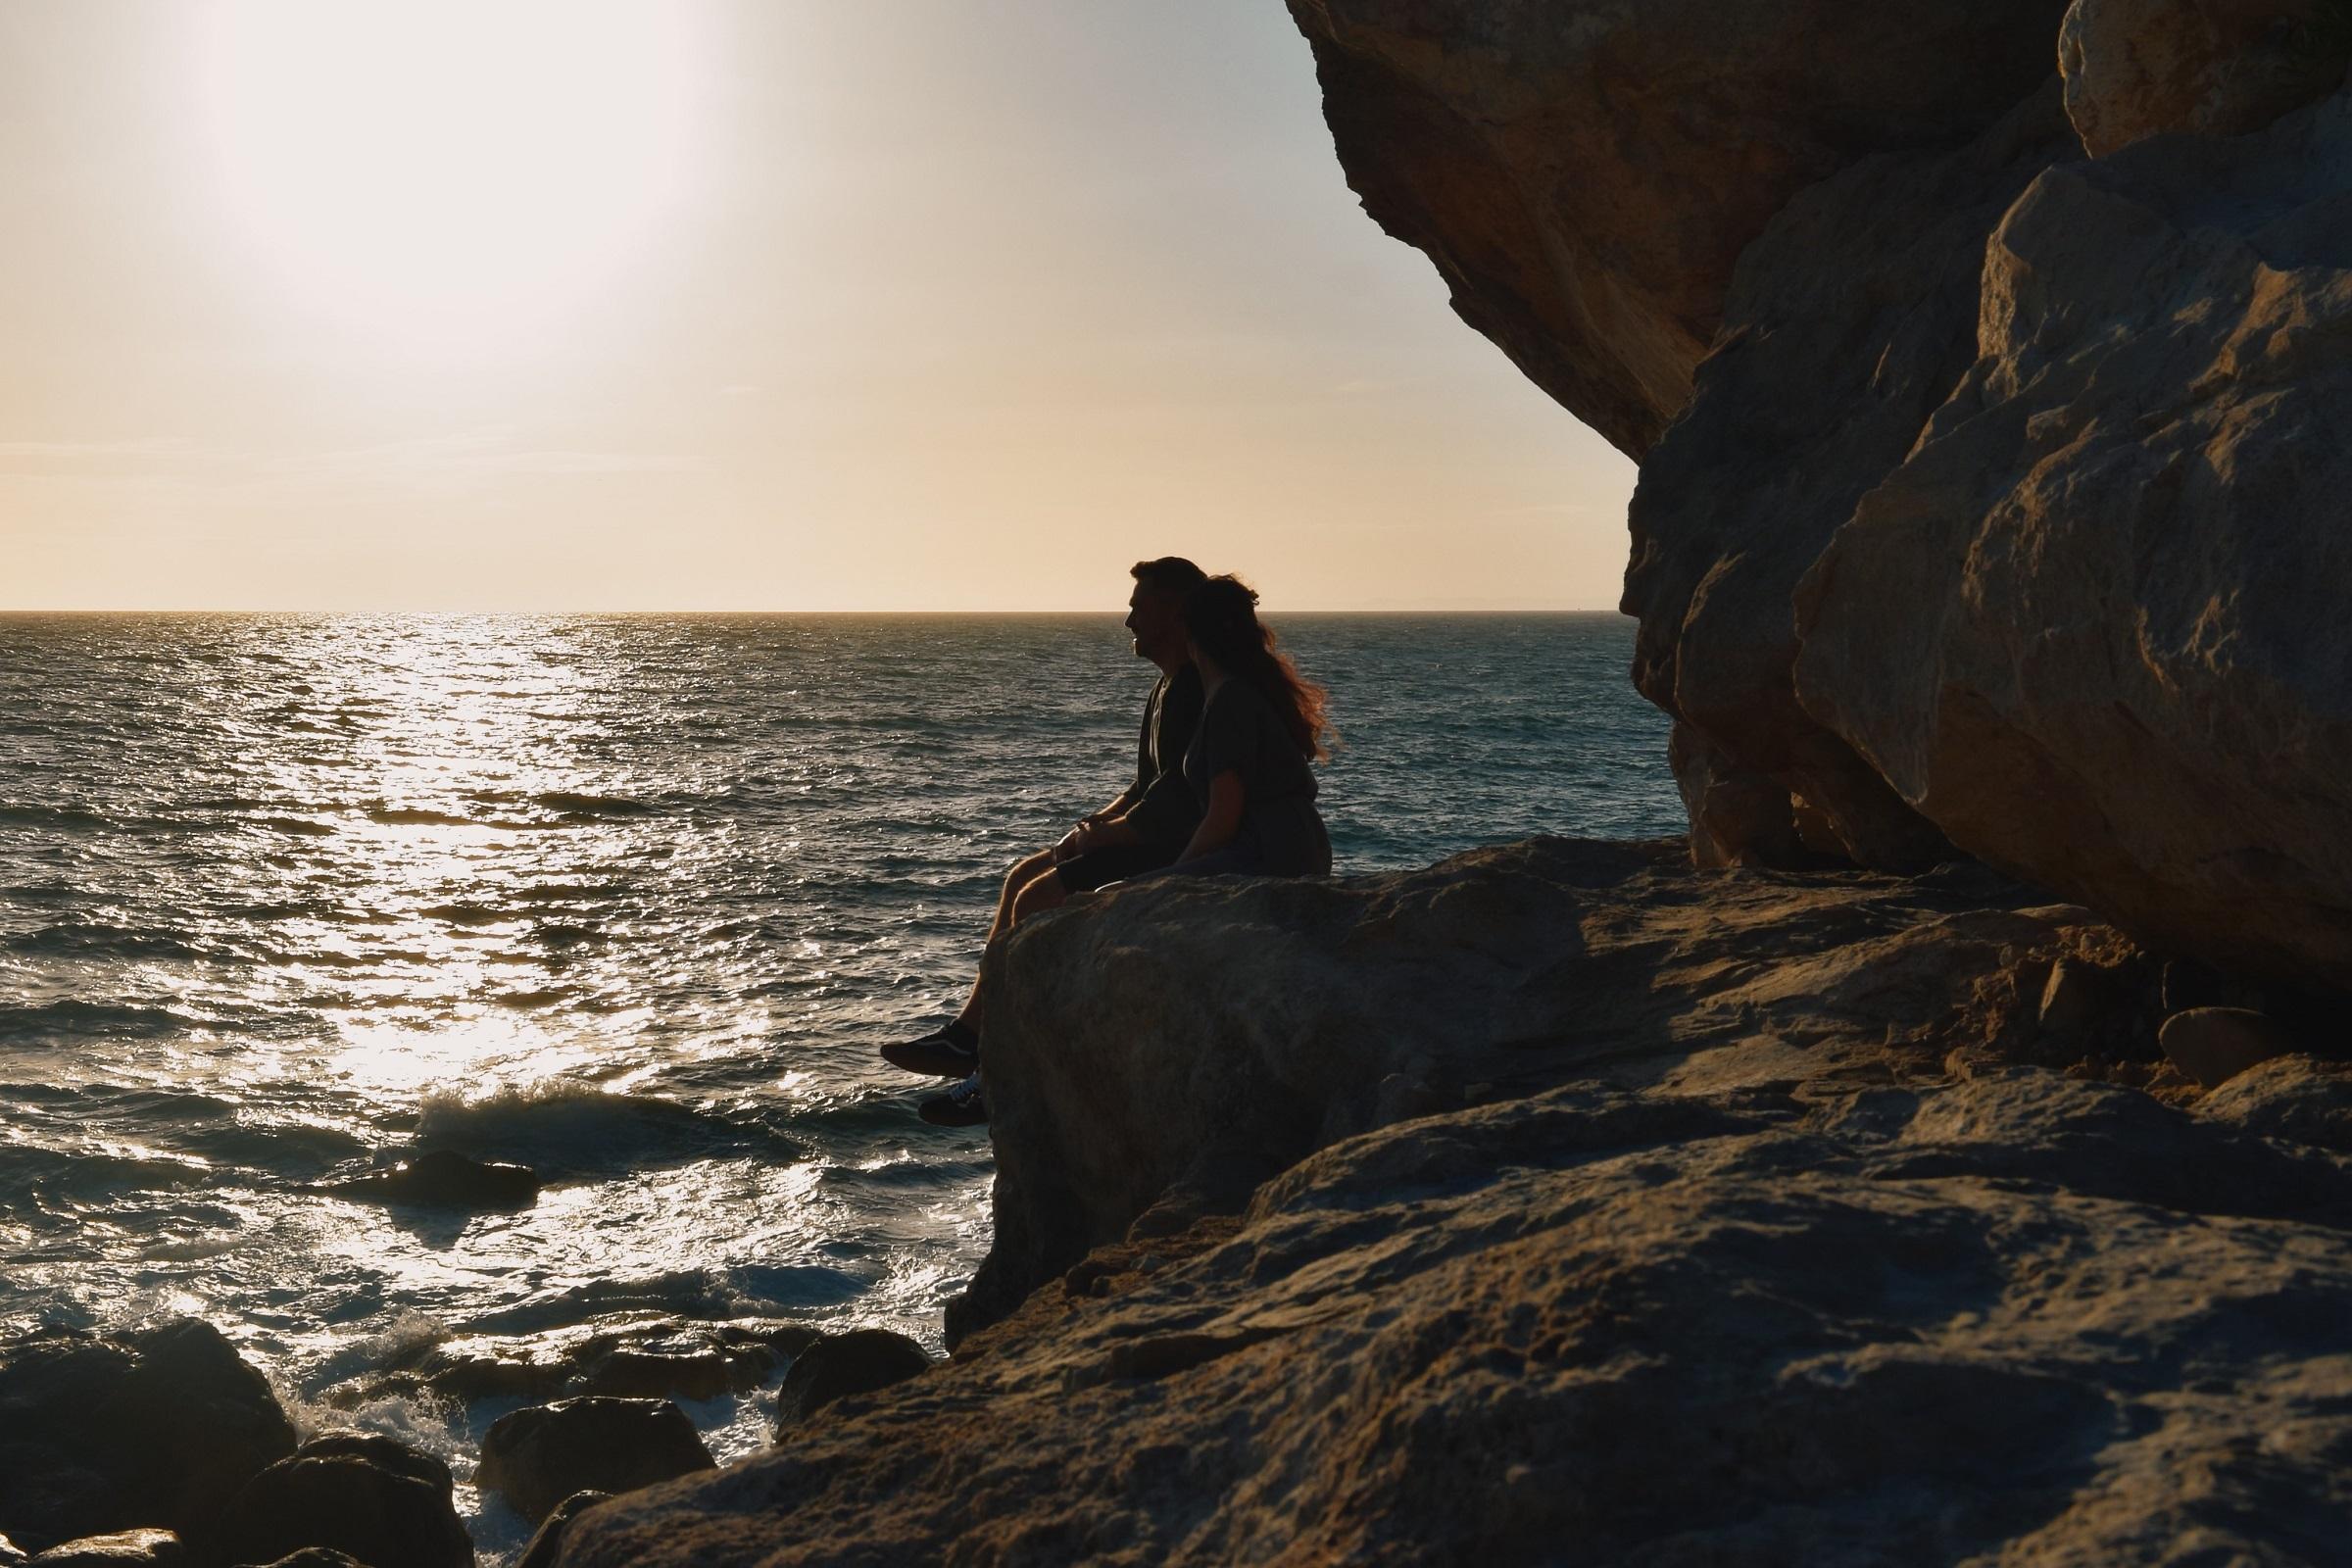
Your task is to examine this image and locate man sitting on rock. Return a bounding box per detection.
[882,556,1208,1126]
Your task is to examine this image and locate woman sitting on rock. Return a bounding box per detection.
[1164,575,1334,877]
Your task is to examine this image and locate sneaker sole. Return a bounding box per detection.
[880,1039,980,1078]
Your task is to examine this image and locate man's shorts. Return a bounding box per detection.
[1054,842,1175,894]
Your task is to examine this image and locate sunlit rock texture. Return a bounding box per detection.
[555,846,2352,1563]
[1792,91,2352,987]
[1297,0,2352,986]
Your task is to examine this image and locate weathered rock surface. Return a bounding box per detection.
[2198,1052,2352,1150]
[478,1397,713,1527]
[0,1319,296,1553]
[768,1330,932,1437]
[1793,89,2352,987]
[551,845,2352,1565]
[2160,1006,2307,1087]
[1282,0,2071,456]
[1625,83,2079,871]
[206,1434,469,1568]
[2059,0,2351,155]
[25,1531,185,1567]
[955,839,2112,1338]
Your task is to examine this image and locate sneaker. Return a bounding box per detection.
[881,1020,980,1079]
[918,1071,988,1128]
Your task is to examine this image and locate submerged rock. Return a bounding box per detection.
[206,1433,469,1568]
[0,1318,296,1554]
[478,1397,713,1527]
[323,1149,540,1208]
[330,1316,808,1410]
[770,1331,933,1438]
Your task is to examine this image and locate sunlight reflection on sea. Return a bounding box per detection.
[0,611,1676,1557]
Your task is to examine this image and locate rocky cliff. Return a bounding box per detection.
[1296,0,2352,990]
[555,845,2352,1563]
[543,4,2352,1561]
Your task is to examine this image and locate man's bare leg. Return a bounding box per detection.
[954,849,1057,1032]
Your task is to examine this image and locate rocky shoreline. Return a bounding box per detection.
[552,840,2352,1562]
[13,0,2352,1560]
[8,840,2349,1562]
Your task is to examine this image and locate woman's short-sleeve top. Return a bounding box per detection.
[1183,676,1318,811]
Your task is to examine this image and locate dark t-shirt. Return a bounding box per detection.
[1119,663,1203,856]
[1183,676,1329,875]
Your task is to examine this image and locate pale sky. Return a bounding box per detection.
[1,1,1636,612]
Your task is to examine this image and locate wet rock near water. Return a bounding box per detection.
[479,1397,714,1527]
[769,1330,932,1438]
[331,1316,814,1410]
[513,1493,611,1568]
[0,1318,296,1554]
[205,1433,469,1568]
[26,1531,186,1568]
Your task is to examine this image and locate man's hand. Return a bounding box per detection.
[1052,820,1100,863]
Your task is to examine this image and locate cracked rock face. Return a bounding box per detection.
[1281,0,2070,458]
[1792,92,2352,987]
[1295,2,2352,986]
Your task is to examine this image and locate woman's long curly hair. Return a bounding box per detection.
[1181,575,1335,761]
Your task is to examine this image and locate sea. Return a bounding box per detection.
[0,612,1678,1556]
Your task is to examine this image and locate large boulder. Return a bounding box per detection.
[770,1332,932,1437]
[1625,83,2081,871]
[206,1434,470,1568]
[478,1398,713,1527]
[1791,89,2352,987]
[951,838,2111,1339]
[0,1320,296,1553]
[2059,0,2351,156]
[1282,0,2072,456]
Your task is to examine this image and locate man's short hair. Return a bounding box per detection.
[1130,557,1207,598]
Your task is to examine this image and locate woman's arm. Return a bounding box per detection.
[1175,770,1245,863]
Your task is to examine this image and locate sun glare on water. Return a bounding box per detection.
[189,1,712,364]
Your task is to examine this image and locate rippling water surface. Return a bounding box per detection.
[0,612,1676,1554]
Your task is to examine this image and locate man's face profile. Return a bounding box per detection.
[1124,584,1184,662]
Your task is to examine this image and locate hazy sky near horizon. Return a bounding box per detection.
[2,1,1637,612]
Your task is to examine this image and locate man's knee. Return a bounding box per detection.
[1003,848,1054,893]
[1011,869,1069,922]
